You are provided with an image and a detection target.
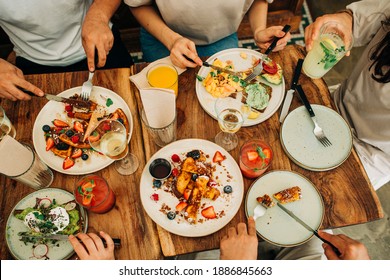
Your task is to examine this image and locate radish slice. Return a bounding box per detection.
[64,202,76,211]
[38,198,52,208]
[33,244,48,259]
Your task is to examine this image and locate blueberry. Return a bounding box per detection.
[167,211,176,220]
[117,118,124,124]
[56,142,70,150]
[186,150,200,160]
[65,130,75,137]
[223,185,233,194]
[42,125,51,132]
[191,173,198,181]
[81,154,89,160]
[153,180,162,188]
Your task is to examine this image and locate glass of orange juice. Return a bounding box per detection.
[74,174,116,214]
[147,64,178,97]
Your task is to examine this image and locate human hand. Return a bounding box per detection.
[254,26,291,52]
[169,37,203,69]
[69,231,115,260]
[304,12,353,55]
[82,10,114,71]
[318,231,370,260]
[220,217,258,260]
[0,59,44,101]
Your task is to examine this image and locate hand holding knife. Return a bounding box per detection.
[279,58,303,123]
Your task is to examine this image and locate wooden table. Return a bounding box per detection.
[131,44,383,257]
[0,44,384,260]
[0,68,162,260]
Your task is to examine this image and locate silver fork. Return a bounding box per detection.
[296,85,332,147]
[81,71,94,101]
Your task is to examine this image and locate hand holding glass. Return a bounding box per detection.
[88,119,138,175]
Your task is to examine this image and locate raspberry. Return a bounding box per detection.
[71,135,80,143]
[171,154,180,163]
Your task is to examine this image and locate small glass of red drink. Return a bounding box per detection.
[239,139,272,178]
[74,175,116,214]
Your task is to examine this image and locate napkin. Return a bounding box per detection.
[140,88,176,128]
[130,56,186,90]
[0,135,33,177]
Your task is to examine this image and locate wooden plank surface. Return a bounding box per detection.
[131,44,383,257]
[0,68,162,260]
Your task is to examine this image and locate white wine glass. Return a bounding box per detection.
[214,97,250,151]
[0,105,16,141]
[88,119,139,175]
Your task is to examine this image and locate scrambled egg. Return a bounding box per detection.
[202,59,245,98]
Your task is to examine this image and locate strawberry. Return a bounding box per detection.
[171,168,179,177]
[63,156,75,170]
[71,148,82,159]
[102,122,111,131]
[201,206,216,219]
[82,193,94,206]
[73,121,84,133]
[65,105,73,112]
[71,135,80,143]
[183,189,192,200]
[247,151,259,161]
[176,201,188,212]
[171,154,180,163]
[262,148,272,159]
[150,193,159,201]
[46,137,55,151]
[212,151,226,163]
[81,180,96,192]
[67,112,75,118]
[53,119,69,127]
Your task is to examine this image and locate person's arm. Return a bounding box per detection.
[81,0,122,72]
[220,217,258,260]
[318,231,370,260]
[69,231,115,260]
[128,5,202,68]
[0,59,44,101]
[248,0,291,52]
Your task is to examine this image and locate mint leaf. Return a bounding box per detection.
[106,98,113,107]
[256,146,266,159]
[196,75,204,82]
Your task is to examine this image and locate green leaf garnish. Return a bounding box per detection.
[106,98,113,107]
[196,74,204,82]
[256,146,266,159]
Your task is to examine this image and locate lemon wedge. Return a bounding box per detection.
[322,38,337,50]
[248,110,260,119]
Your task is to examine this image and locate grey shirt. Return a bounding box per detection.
[125,0,254,45]
[332,0,390,189]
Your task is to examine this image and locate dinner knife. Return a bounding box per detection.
[279,58,303,123]
[22,89,91,108]
[22,234,121,247]
[276,202,341,255]
[202,61,243,78]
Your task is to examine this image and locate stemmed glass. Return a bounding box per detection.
[88,119,139,175]
[0,105,16,141]
[214,97,250,151]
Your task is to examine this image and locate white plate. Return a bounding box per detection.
[281,105,352,171]
[140,139,244,237]
[195,48,285,126]
[245,170,324,247]
[32,86,133,175]
[5,188,88,260]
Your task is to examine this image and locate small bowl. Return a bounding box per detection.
[149,158,172,180]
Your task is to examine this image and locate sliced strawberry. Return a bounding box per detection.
[201,206,216,219]
[171,154,180,163]
[73,121,84,133]
[81,180,96,192]
[262,60,278,75]
[150,193,159,201]
[63,156,75,170]
[46,137,55,151]
[71,148,82,159]
[262,148,272,159]
[65,105,73,112]
[176,201,188,212]
[71,135,80,143]
[212,151,226,163]
[88,131,100,142]
[247,151,259,162]
[183,189,192,200]
[82,193,94,206]
[53,119,69,127]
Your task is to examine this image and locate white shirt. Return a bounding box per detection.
[332,0,390,190]
[125,0,255,45]
[0,0,93,66]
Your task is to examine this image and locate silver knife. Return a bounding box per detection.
[21,234,121,246]
[23,90,91,108]
[277,202,341,255]
[279,58,303,123]
[202,61,242,78]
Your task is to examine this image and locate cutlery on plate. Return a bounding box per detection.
[277,202,340,255]
[295,85,332,147]
[21,234,121,247]
[202,61,243,78]
[253,204,267,220]
[279,58,303,123]
[244,24,291,83]
[22,90,91,108]
[81,71,94,101]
